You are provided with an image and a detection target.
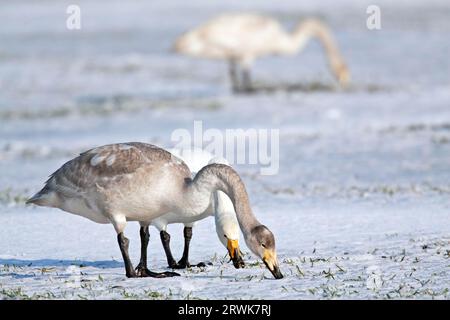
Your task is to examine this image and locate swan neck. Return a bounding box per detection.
[216,190,233,213]
[292,19,345,69]
[191,164,259,233]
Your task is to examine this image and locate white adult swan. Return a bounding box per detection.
[174,13,350,92]
[151,153,245,269]
[27,143,282,279]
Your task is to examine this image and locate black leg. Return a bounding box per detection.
[117,233,137,278]
[135,226,150,276]
[176,227,208,269]
[241,68,252,93]
[229,60,240,93]
[134,227,180,278]
[160,230,178,268]
[177,226,192,268]
[139,226,149,266]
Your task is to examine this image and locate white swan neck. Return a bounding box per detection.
[292,19,345,70]
[216,190,234,213]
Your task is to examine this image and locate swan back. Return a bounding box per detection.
[169,147,214,174]
[174,14,287,62]
[27,142,194,222]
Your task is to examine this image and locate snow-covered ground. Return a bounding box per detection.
[1,0,449,299]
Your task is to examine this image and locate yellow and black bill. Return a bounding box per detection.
[227,239,245,269]
[263,248,283,279]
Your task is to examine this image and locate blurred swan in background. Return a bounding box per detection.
[174,13,350,92]
[151,149,245,269]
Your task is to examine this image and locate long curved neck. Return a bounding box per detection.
[289,19,346,75]
[186,164,260,235]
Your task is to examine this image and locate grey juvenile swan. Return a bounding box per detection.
[27,142,283,279]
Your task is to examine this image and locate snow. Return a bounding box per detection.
[1,0,450,299]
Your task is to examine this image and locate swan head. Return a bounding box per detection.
[247,225,283,279]
[332,62,351,88]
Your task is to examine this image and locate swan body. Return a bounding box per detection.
[27,142,281,278]
[174,13,350,91]
[29,143,194,224]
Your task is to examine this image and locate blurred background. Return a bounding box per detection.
[1,0,449,187]
[0,0,449,299]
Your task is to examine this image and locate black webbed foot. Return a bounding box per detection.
[126,270,138,278]
[172,260,211,269]
[146,270,180,278]
[136,263,180,277]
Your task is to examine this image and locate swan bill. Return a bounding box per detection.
[263,248,283,279]
[227,239,245,269]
